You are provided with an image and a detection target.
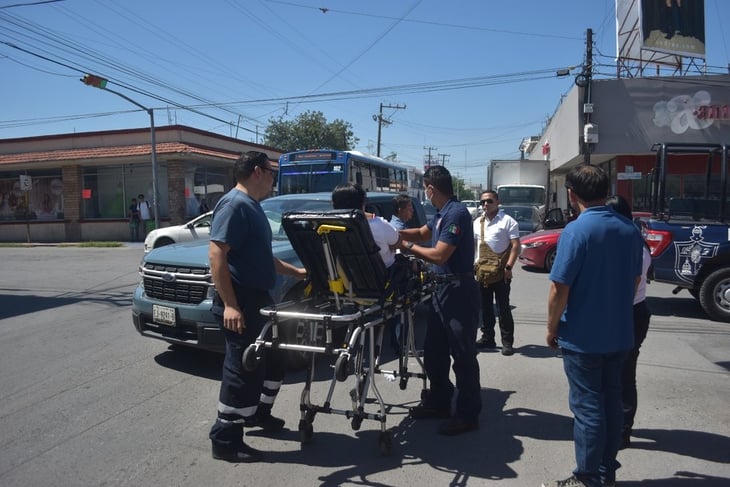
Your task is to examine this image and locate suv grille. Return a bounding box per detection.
[141,262,212,304]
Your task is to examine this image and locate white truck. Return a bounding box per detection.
[486,159,550,212]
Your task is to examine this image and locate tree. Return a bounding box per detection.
[263,110,359,152]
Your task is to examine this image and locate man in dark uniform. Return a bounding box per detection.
[398,165,481,436]
[208,151,306,463]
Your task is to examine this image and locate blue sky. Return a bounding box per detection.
[1,0,729,186]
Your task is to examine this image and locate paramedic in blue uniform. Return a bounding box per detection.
[398,165,481,436]
[208,151,306,463]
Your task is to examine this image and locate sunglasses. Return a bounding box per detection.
[259,165,278,178]
[480,198,495,205]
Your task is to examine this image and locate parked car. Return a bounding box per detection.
[143,211,212,253]
[519,228,563,272]
[461,200,480,219]
[500,205,545,236]
[132,192,429,354]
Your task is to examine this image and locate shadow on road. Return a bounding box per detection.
[258,388,574,485]
[630,428,730,464]
[0,291,133,320]
[646,296,707,320]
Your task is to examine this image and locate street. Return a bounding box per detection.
[0,246,728,486]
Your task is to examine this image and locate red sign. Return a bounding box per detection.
[694,105,730,120]
[82,189,92,199]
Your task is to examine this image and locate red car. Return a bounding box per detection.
[519,228,563,272]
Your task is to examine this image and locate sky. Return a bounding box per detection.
[1,0,729,187]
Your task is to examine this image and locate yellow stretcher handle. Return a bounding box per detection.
[317,224,347,235]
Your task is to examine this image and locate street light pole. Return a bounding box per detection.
[80,74,160,229]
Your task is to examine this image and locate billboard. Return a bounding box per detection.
[640,0,706,58]
[616,0,706,61]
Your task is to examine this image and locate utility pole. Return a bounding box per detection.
[424,146,437,168]
[582,28,593,165]
[374,103,406,157]
[438,153,450,167]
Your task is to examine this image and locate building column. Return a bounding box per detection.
[167,159,187,225]
[62,165,82,241]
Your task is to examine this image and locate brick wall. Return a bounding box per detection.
[62,165,82,240]
[167,160,186,225]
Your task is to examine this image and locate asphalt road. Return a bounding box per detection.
[0,246,728,486]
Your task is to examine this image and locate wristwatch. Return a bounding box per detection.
[505,264,513,270]
[406,241,414,250]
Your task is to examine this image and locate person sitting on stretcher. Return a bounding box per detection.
[331,182,400,268]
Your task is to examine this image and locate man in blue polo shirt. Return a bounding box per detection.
[397,165,481,436]
[543,164,643,487]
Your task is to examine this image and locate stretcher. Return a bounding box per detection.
[242,209,435,454]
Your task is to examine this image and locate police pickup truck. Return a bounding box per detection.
[131,192,429,354]
[643,143,730,322]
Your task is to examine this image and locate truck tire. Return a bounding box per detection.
[699,268,730,323]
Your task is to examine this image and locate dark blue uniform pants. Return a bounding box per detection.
[209,288,285,450]
[423,277,482,421]
[480,278,515,345]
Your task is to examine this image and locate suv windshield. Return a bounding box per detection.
[261,196,332,240]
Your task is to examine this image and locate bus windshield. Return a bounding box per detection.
[278,162,346,194]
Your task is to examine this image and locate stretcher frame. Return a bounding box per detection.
[242,209,435,454]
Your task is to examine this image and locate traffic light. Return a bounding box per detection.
[81,74,108,89]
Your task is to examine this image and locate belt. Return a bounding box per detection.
[435,272,474,282]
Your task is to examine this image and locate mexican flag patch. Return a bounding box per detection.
[446,223,460,235]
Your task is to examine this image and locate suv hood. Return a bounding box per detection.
[142,237,297,268]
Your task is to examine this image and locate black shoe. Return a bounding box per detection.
[476,336,497,349]
[211,443,264,463]
[409,403,450,419]
[244,412,285,432]
[438,417,479,436]
[501,343,514,356]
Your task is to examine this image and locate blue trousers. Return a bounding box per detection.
[562,349,628,487]
[209,288,285,450]
[423,277,482,421]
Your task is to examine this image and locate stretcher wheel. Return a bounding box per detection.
[399,376,408,390]
[334,354,350,382]
[242,345,261,371]
[378,431,392,456]
[351,414,363,431]
[298,419,313,444]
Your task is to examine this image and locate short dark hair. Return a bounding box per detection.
[393,193,412,212]
[138,194,145,199]
[424,165,453,196]
[234,151,270,181]
[481,190,498,200]
[565,164,608,203]
[332,182,366,210]
[606,194,632,219]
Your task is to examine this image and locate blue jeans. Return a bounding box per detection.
[561,349,628,487]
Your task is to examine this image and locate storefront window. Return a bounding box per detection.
[0,171,63,221]
[82,164,168,219]
[184,165,229,218]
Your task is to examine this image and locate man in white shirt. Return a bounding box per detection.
[138,193,152,237]
[473,190,520,355]
[331,182,399,268]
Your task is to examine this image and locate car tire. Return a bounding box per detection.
[544,248,556,272]
[154,237,175,248]
[699,267,730,322]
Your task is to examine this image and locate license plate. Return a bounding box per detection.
[153,305,176,326]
